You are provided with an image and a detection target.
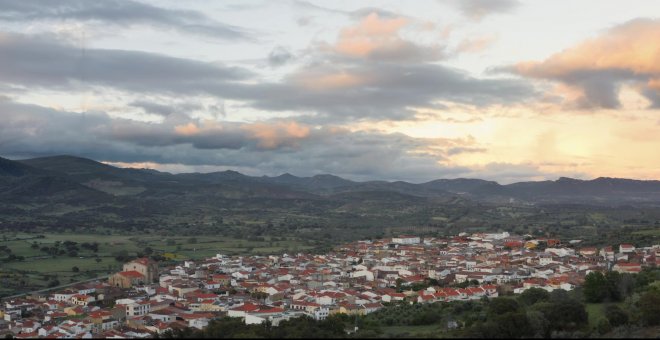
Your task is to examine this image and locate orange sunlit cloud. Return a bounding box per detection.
[513,18,660,108]
[327,12,444,62]
[243,121,311,149]
[335,13,409,58]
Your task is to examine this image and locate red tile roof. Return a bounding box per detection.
[118,271,145,279]
[251,307,285,314]
[230,302,260,312]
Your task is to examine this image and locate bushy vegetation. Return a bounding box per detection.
[583,269,660,303]
[159,315,351,339]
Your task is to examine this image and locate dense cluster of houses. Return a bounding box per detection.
[1,232,658,338]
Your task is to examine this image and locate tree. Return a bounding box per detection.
[526,310,550,338]
[488,297,520,316]
[604,271,622,302]
[519,288,550,306]
[473,312,533,338]
[71,266,80,272]
[251,292,268,300]
[635,269,660,290]
[113,250,130,262]
[532,299,587,337]
[638,289,660,326]
[583,272,608,303]
[617,273,636,298]
[597,318,612,335]
[604,305,628,327]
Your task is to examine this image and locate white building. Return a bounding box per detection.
[125,301,151,317]
[392,236,420,245]
[538,253,554,265]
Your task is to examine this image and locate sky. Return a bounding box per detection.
[1,0,659,184]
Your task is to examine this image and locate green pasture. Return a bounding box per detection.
[0,231,312,296]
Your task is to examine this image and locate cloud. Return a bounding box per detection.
[0,100,318,158]
[459,162,589,184]
[349,7,404,20]
[0,100,515,182]
[453,0,520,21]
[296,16,314,26]
[0,0,251,40]
[327,12,445,62]
[291,0,347,16]
[0,31,534,124]
[109,118,313,152]
[268,46,293,67]
[130,100,204,117]
[243,62,536,122]
[244,10,532,122]
[0,32,251,95]
[509,18,660,109]
[242,121,311,149]
[2,99,589,183]
[455,34,497,54]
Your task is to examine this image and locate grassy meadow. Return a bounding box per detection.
[0,231,312,297]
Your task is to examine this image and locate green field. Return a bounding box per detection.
[0,231,313,297]
[586,303,606,329]
[632,228,660,237]
[381,324,446,338]
[585,302,628,331]
[381,324,448,338]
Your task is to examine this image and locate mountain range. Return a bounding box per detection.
[3,155,660,205]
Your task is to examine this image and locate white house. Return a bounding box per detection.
[392,236,420,245]
[619,244,635,254]
[125,301,151,317]
[351,270,374,281]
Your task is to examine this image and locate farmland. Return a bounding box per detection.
[0,231,313,297]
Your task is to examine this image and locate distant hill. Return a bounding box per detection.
[3,154,660,232]
[0,156,45,177]
[421,178,499,193]
[4,154,660,205]
[0,156,112,203]
[496,177,660,203]
[262,173,356,193]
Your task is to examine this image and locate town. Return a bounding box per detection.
[1,232,658,338]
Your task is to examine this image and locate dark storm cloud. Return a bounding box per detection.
[0,0,251,40]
